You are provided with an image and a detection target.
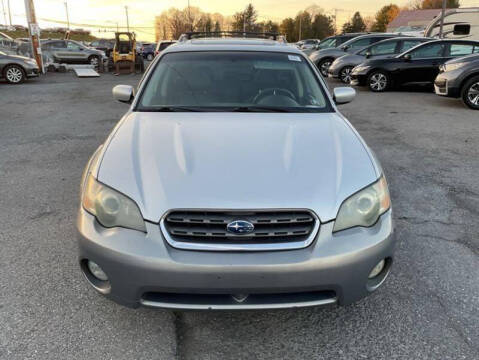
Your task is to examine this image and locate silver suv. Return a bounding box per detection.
[41,39,107,66]
[77,34,395,310]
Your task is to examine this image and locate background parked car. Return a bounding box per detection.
[0,50,39,84]
[141,43,157,61]
[41,39,107,66]
[310,33,398,76]
[154,40,177,56]
[89,39,115,57]
[350,39,479,92]
[329,37,431,83]
[299,39,320,50]
[435,53,479,109]
[302,33,364,56]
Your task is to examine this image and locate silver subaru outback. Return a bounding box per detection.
[77,34,394,310]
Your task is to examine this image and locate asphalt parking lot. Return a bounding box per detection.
[1,73,478,360]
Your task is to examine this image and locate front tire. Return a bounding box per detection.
[462,75,479,110]
[88,55,100,67]
[339,66,354,84]
[4,65,26,84]
[368,70,389,92]
[318,58,333,77]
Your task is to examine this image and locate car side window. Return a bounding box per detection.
[348,38,372,50]
[474,46,479,54]
[400,40,423,52]
[409,43,445,59]
[67,41,81,50]
[369,41,398,55]
[449,44,475,57]
[91,41,99,47]
[50,41,66,48]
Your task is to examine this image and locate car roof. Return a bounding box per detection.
[163,38,301,54]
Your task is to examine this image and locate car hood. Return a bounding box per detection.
[445,53,479,65]
[332,54,365,67]
[4,54,34,62]
[310,48,346,60]
[98,112,378,223]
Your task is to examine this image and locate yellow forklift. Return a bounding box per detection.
[112,32,144,74]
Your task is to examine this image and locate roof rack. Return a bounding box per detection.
[178,31,287,43]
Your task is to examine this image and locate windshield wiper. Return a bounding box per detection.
[140,106,203,112]
[232,106,291,113]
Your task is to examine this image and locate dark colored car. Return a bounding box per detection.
[435,53,479,109]
[0,50,39,84]
[351,39,479,92]
[328,37,431,83]
[317,33,366,50]
[89,39,115,57]
[141,43,157,61]
[310,34,398,76]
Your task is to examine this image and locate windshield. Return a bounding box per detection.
[318,38,336,49]
[138,51,331,112]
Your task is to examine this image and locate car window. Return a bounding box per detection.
[474,46,479,54]
[67,41,82,50]
[159,42,172,51]
[409,43,445,59]
[49,41,66,48]
[449,43,475,57]
[368,40,398,55]
[346,38,372,51]
[91,41,99,47]
[318,38,336,49]
[139,51,330,112]
[400,40,424,52]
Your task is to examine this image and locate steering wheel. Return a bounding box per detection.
[253,88,297,104]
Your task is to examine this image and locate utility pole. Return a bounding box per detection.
[125,5,129,32]
[299,14,302,41]
[64,1,70,30]
[24,0,44,73]
[7,0,12,26]
[188,0,193,32]
[1,0,7,26]
[439,0,446,39]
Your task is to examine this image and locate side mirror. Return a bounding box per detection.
[453,24,470,35]
[333,87,356,105]
[342,45,349,51]
[403,54,411,62]
[113,85,134,103]
[365,52,371,59]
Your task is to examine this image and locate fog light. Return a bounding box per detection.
[368,259,385,279]
[87,260,108,281]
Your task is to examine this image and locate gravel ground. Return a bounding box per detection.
[0,73,477,360]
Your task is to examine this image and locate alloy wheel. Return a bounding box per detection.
[89,56,99,67]
[467,82,479,106]
[147,54,153,61]
[370,73,387,91]
[5,67,23,83]
[340,67,353,84]
[320,60,331,76]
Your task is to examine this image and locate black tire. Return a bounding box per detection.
[88,55,100,67]
[4,64,26,84]
[318,58,333,77]
[339,66,354,84]
[461,75,479,110]
[367,70,390,92]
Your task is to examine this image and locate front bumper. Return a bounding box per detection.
[77,208,395,310]
[25,65,40,78]
[434,71,462,98]
[350,74,368,86]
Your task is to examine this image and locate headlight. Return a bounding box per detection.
[82,174,146,232]
[352,65,370,73]
[443,62,467,72]
[333,176,391,232]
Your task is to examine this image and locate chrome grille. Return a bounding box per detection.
[160,210,319,251]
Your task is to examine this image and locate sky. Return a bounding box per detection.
[4,0,479,41]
